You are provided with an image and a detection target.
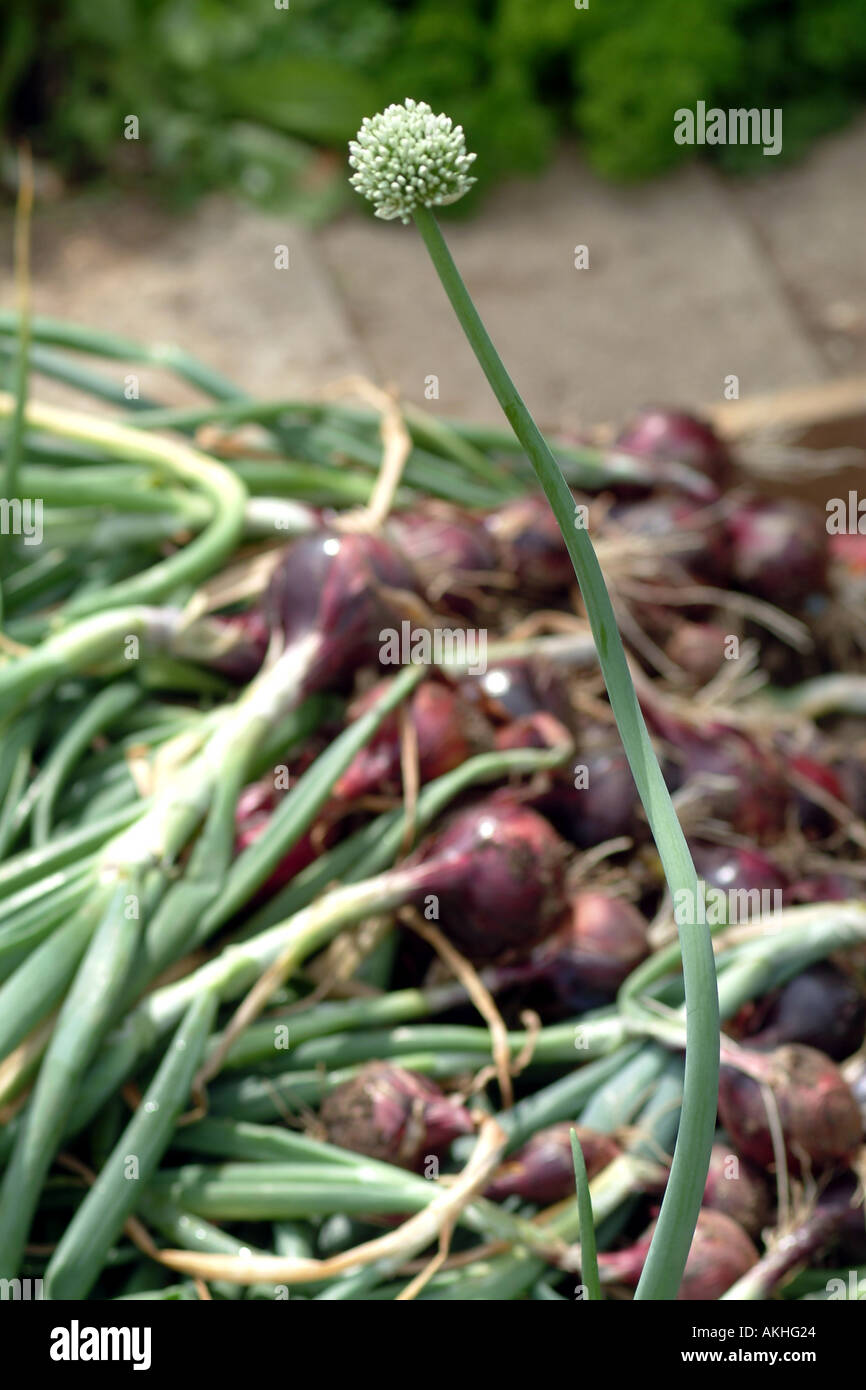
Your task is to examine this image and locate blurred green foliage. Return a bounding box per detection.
[2,0,865,213]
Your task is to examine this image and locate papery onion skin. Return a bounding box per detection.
[387,505,499,616]
[726,497,829,607]
[482,494,574,595]
[319,1063,474,1170]
[494,710,573,752]
[333,679,491,801]
[614,407,731,493]
[718,1043,864,1173]
[606,496,729,584]
[646,708,790,843]
[598,1209,758,1300]
[485,1124,621,1205]
[702,1142,772,1239]
[664,620,730,684]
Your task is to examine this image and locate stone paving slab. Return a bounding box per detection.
[319,149,827,432]
[725,114,866,378]
[1,193,371,412]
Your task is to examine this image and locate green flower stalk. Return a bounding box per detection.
[349,100,719,1300]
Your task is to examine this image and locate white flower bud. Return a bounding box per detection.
[349,99,476,223]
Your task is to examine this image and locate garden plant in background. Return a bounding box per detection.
[3,0,866,212]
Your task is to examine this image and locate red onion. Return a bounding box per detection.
[234,777,325,894]
[463,658,573,728]
[788,873,863,904]
[386,505,499,616]
[319,1063,474,1170]
[265,530,419,695]
[170,608,271,681]
[722,1177,864,1298]
[691,843,789,898]
[838,757,866,822]
[702,1142,772,1238]
[726,498,828,607]
[741,963,866,1063]
[408,797,572,961]
[482,494,574,595]
[645,707,789,842]
[485,1124,620,1205]
[664,621,730,684]
[538,891,650,997]
[333,678,491,801]
[614,407,730,494]
[843,1054,866,1128]
[829,531,866,576]
[494,711,573,752]
[598,1209,758,1300]
[537,738,640,850]
[718,1043,863,1173]
[606,496,729,584]
[788,753,849,839]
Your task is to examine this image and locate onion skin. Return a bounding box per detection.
[409,797,571,962]
[538,891,650,997]
[537,741,640,850]
[333,679,491,801]
[485,1124,620,1205]
[614,408,730,493]
[702,1142,772,1238]
[788,872,863,904]
[843,1054,866,1129]
[740,963,866,1063]
[598,1209,758,1300]
[172,609,271,681]
[645,708,789,842]
[691,843,789,898]
[664,621,730,684]
[320,1063,474,1170]
[234,778,324,894]
[387,505,499,616]
[788,754,849,839]
[265,531,419,695]
[463,658,573,728]
[606,496,729,584]
[482,494,574,595]
[718,1043,864,1173]
[829,531,866,577]
[726,498,828,607]
[494,711,573,752]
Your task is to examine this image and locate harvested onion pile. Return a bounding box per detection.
[0,317,865,1303]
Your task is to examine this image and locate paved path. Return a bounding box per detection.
[4,117,866,430]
